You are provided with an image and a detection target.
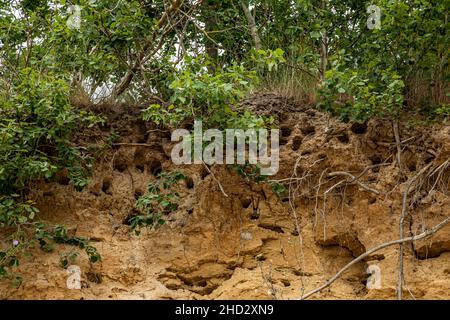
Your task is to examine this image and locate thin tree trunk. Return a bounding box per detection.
[319,0,328,80]
[240,1,261,50]
[204,3,219,73]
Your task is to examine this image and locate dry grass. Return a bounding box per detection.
[257,49,319,106]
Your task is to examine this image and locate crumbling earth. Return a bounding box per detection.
[1,94,449,300]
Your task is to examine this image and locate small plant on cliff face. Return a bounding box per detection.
[230,164,286,198]
[0,70,102,285]
[130,171,186,234]
[0,212,101,285]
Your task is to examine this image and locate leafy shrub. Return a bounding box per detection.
[319,58,405,122]
[0,200,101,283]
[434,104,450,118]
[0,69,102,284]
[130,171,186,234]
[142,49,284,130]
[0,69,102,192]
[230,164,287,198]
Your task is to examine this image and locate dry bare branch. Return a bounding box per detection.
[327,171,381,195]
[299,215,450,300]
[397,162,433,300]
[202,161,228,198]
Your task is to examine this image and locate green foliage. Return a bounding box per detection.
[434,104,450,118]
[0,196,38,227]
[251,48,287,73]
[319,60,405,121]
[143,103,190,128]
[317,0,448,118]
[231,164,268,183]
[143,50,284,130]
[38,224,101,264]
[59,251,79,269]
[0,69,101,284]
[269,181,287,198]
[130,171,186,234]
[0,68,102,283]
[230,164,287,198]
[0,213,100,284]
[0,69,102,193]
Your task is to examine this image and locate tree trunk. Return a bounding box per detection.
[205,9,218,70]
[240,1,262,50]
[319,0,328,80]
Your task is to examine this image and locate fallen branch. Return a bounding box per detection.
[299,215,450,300]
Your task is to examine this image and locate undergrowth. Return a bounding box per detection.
[130,171,186,235]
[0,70,102,285]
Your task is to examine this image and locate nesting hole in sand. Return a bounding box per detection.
[113,157,127,172]
[240,197,252,209]
[291,136,303,151]
[301,125,316,136]
[200,167,210,179]
[137,132,149,144]
[185,176,194,189]
[149,159,162,176]
[136,164,145,173]
[86,272,102,284]
[350,122,367,134]
[280,279,291,287]
[134,190,143,200]
[102,178,112,194]
[250,210,260,220]
[337,133,350,144]
[369,155,382,172]
[281,126,292,138]
[280,126,292,145]
[301,150,311,156]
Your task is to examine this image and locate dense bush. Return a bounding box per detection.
[319,60,405,121]
[143,49,283,130]
[130,171,186,234]
[0,69,102,283]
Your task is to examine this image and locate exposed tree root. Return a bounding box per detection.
[299,216,450,300]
